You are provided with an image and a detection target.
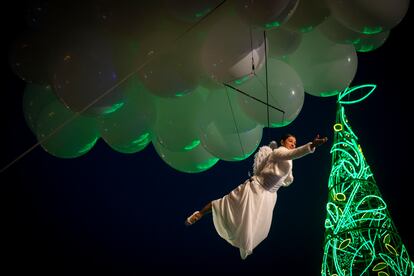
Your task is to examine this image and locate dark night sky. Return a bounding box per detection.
[2,2,413,275]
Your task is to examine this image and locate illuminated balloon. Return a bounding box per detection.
[24,2,103,32]
[200,15,265,84]
[198,75,224,90]
[9,31,54,84]
[153,139,220,174]
[107,8,191,79]
[319,16,390,52]
[106,33,143,83]
[283,0,330,33]
[266,27,302,58]
[153,86,210,152]
[163,0,224,23]
[325,0,409,34]
[138,40,200,98]
[235,0,299,29]
[200,122,263,162]
[353,31,390,52]
[285,29,358,97]
[95,2,166,38]
[236,58,304,127]
[35,100,99,158]
[23,84,57,133]
[99,76,156,154]
[52,30,125,116]
[111,7,195,78]
[198,88,263,161]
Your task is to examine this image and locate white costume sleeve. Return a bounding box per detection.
[269,142,315,162]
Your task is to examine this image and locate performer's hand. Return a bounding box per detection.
[311,134,328,149]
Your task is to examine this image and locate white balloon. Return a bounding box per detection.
[198,87,263,161]
[138,40,200,98]
[52,30,125,116]
[99,76,156,154]
[235,0,299,29]
[283,0,330,33]
[326,0,409,34]
[236,58,304,127]
[200,15,265,83]
[153,86,210,152]
[285,29,358,97]
[228,44,265,80]
[266,27,302,58]
[23,84,57,133]
[153,138,220,173]
[163,0,224,23]
[200,120,263,162]
[319,16,390,52]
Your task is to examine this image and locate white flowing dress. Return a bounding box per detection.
[211,143,315,259]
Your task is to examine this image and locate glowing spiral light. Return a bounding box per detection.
[321,84,414,276]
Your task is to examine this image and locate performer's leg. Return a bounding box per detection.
[185,201,212,225]
[200,201,212,216]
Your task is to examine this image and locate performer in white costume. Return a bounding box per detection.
[185,134,328,259]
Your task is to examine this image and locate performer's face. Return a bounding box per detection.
[282,136,296,150]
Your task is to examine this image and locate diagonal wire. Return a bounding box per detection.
[223,82,284,113]
[224,85,245,158]
[264,30,270,128]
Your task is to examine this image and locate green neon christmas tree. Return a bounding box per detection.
[321,85,414,276]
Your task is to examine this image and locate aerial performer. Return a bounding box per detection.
[185,133,328,259]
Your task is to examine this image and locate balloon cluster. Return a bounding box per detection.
[9,0,409,173]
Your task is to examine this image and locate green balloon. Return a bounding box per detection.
[23,84,57,133]
[354,31,390,53]
[198,87,263,161]
[153,138,219,173]
[236,58,304,127]
[325,0,409,34]
[99,76,155,154]
[36,100,99,158]
[285,29,357,97]
[283,0,330,33]
[319,16,390,53]
[266,27,302,58]
[153,86,210,152]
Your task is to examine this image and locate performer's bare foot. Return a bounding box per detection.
[185,211,203,226]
